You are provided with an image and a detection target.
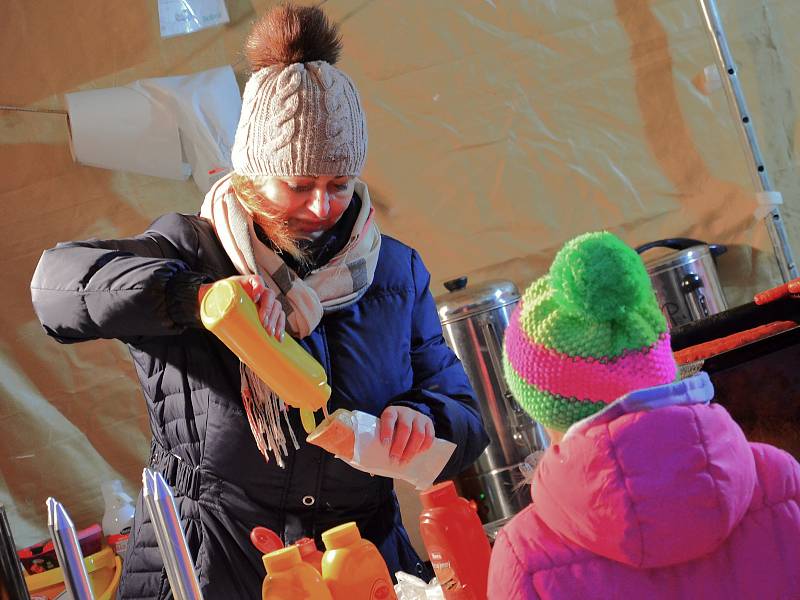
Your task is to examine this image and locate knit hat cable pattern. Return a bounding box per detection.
[232,61,367,177]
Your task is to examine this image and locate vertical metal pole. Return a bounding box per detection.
[142,470,203,600]
[0,505,31,600]
[46,498,94,600]
[696,0,798,281]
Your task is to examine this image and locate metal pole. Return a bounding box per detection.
[0,505,31,600]
[142,470,203,600]
[46,498,94,600]
[696,0,798,281]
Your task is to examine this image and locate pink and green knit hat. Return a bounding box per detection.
[503,231,678,431]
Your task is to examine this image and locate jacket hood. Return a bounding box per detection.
[533,373,756,568]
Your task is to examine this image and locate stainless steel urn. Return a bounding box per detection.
[435,277,548,528]
[636,238,728,329]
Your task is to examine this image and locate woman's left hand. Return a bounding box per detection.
[379,406,435,466]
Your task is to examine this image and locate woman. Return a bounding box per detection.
[488,232,800,599]
[30,5,488,598]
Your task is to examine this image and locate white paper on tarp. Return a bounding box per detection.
[65,66,241,193]
[66,86,189,181]
[139,65,241,193]
[158,0,229,38]
[335,411,456,490]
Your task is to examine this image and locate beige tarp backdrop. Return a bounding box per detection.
[2,0,799,557]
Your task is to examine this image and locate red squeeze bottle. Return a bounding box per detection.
[295,537,324,574]
[418,481,491,600]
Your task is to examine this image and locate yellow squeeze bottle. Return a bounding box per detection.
[200,279,331,414]
[262,546,333,600]
[321,522,397,600]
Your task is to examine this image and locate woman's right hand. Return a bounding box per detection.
[198,275,286,340]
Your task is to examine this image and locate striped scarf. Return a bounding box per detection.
[200,173,381,465]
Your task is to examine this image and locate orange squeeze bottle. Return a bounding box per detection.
[261,545,332,600]
[306,409,356,459]
[200,279,330,413]
[321,522,396,600]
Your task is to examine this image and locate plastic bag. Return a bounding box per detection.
[394,572,444,600]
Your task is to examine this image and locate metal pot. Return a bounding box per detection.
[435,277,548,526]
[636,238,728,329]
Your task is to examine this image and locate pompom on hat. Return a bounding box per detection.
[231,4,367,178]
[503,232,678,431]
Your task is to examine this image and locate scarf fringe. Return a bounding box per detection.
[240,363,300,468]
[202,176,381,467]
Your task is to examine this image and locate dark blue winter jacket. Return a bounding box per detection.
[30,211,489,600]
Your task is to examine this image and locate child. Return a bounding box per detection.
[488,231,800,599]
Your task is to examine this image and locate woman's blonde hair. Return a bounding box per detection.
[230,173,308,263]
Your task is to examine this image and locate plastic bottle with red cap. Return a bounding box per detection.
[251,528,324,576]
[418,481,491,600]
[295,537,324,574]
[251,527,284,555]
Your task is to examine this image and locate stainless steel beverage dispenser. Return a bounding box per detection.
[636,238,728,329]
[436,277,548,529]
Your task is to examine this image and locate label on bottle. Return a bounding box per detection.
[108,533,130,557]
[430,550,462,593]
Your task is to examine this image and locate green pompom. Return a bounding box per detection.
[549,232,653,322]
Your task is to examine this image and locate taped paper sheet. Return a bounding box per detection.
[158,0,229,38]
[140,65,241,193]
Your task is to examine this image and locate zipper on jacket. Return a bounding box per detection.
[311,323,333,537]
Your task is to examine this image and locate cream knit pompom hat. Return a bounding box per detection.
[231,4,367,178]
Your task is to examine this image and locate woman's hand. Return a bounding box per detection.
[379,406,435,465]
[198,275,285,340]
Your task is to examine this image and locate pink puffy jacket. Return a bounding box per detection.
[488,373,800,599]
